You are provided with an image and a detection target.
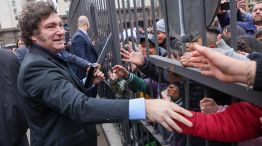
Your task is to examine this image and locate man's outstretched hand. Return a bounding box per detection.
[145,99,193,132]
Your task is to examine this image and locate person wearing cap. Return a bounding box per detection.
[139,33,167,57]
[156,19,180,51]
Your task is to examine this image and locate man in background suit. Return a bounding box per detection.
[0,48,29,146]
[72,15,98,80]
[17,1,193,146]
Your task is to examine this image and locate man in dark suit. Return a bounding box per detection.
[71,15,98,80]
[0,49,29,146]
[17,1,193,146]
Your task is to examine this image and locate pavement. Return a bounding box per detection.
[26,124,114,146]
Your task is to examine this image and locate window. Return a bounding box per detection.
[13,8,17,14]
[0,41,4,48]
[136,0,141,7]
[12,0,16,7]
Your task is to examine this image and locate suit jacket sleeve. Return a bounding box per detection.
[22,60,129,123]
[177,102,262,142]
[0,49,28,146]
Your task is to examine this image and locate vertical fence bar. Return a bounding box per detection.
[133,0,140,45]
[108,0,121,65]
[164,0,171,58]
[184,78,191,146]
[117,0,124,43]
[122,0,128,42]
[140,124,145,146]
[150,0,159,54]
[127,0,136,50]
[96,0,102,37]
[200,0,207,46]
[229,0,237,49]
[141,0,150,56]
[100,0,106,37]
[200,1,209,146]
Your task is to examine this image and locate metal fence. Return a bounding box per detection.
[68,0,262,146]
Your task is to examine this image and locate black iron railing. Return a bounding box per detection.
[68,0,262,146]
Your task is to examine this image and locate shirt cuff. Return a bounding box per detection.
[81,77,86,84]
[129,98,146,120]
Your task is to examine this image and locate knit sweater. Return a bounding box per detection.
[177,102,262,142]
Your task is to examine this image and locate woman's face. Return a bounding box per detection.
[157,31,166,44]
[18,40,24,48]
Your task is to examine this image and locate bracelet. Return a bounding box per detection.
[246,61,252,90]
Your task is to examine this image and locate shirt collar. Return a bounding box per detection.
[79,28,87,35]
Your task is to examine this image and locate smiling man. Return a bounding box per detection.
[17,1,193,146]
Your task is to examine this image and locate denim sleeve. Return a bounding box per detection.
[129,98,146,120]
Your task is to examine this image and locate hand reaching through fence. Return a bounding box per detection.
[111,65,129,79]
[145,99,193,132]
[180,52,194,67]
[120,48,145,66]
[190,44,256,84]
[199,97,219,114]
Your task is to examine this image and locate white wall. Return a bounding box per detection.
[0,0,26,29]
[0,0,70,29]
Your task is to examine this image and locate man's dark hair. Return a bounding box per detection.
[18,1,56,47]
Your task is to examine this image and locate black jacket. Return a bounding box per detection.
[17,44,129,146]
[0,49,28,146]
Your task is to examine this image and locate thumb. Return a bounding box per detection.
[193,44,212,58]
[217,34,222,42]
[138,48,143,53]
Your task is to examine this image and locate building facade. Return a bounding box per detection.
[0,0,70,48]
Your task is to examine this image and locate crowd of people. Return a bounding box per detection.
[1,0,262,146]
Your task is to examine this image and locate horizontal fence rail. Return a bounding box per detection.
[149,55,262,107]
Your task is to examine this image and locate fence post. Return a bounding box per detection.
[107,0,122,65]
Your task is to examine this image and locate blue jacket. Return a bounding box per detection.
[217,11,256,35]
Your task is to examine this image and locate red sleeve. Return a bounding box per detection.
[178,102,262,142]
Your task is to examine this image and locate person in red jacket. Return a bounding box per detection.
[177,101,262,142]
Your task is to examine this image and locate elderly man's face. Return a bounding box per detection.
[252,3,262,25]
[31,13,65,53]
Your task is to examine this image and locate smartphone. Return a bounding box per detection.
[84,66,95,87]
[220,2,230,10]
